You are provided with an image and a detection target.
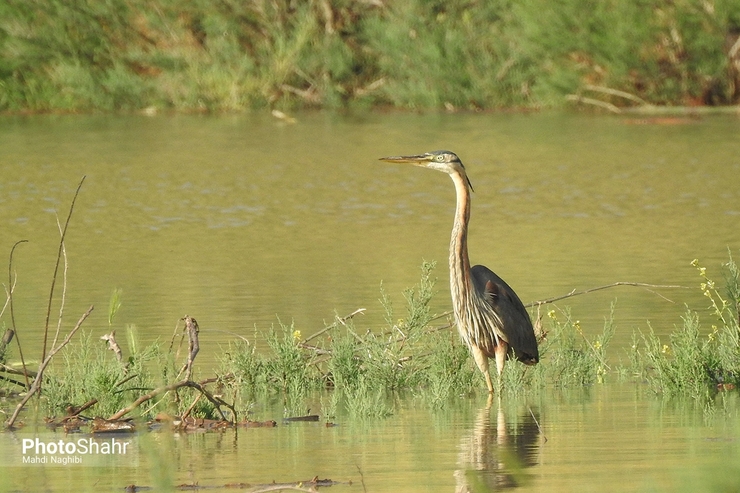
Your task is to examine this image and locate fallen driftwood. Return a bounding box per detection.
[283,415,320,423]
[44,398,99,432]
[91,417,136,434]
[123,476,347,492]
[152,413,277,432]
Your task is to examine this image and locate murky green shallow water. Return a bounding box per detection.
[1,111,740,491]
[1,386,738,492]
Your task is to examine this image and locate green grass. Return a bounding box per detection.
[631,254,740,401]
[1,0,739,112]
[43,328,162,418]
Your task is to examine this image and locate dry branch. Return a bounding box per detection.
[41,176,85,375]
[0,364,37,378]
[101,331,123,364]
[7,240,30,390]
[108,377,236,422]
[177,316,200,381]
[525,281,689,308]
[302,308,366,344]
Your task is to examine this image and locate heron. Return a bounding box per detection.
[380,150,539,393]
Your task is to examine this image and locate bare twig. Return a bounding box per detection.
[302,308,366,344]
[41,176,86,374]
[168,317,185,356]
[526,282,689,308]
[181,392,203,420]
[108,377,235,422]
[6,305,94,428]
[246,485,320,493]
[355,464,368,493]
[51,215,69,352]
[528,406,547,443]
[69,398,98,417]
[7,240,30,390]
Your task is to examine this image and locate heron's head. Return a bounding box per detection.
[379,150,473,191]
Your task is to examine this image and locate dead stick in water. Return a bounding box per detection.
[528,406,547,443]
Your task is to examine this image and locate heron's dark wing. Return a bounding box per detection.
[470,264,539,364]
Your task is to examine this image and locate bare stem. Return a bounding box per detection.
[301,308,366,344]
[526,282,689,308]
[41,176,86,377]
[8,240,30,390]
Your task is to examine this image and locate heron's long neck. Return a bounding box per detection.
[449,171,472,318]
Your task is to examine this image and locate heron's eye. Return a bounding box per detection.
[435,155,445,162]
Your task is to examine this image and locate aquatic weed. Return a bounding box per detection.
[541,303,616,388]
[43,330,160,418]
[637,254,740,400]
[422,330,478,407]
[264,320,319,394]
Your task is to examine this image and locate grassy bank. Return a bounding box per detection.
[1,0,739,112]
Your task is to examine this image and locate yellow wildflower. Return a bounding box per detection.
[292,330,302,341]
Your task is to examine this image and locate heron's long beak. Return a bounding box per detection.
[378,154,431,165]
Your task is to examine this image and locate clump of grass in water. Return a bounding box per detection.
[43,328,162,418]
[422,330,479,407]
[264,320,319,395]
[634,253,740,400]
[220,261,478,416]
[324,261,441,413]
[508,303,615,391]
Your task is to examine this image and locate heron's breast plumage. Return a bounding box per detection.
[452,283,505,357]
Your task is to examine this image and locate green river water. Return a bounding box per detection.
[1,111,739,491]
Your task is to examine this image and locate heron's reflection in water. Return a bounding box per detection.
[455,400,542,491]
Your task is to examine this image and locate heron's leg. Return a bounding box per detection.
[470,346,494,393]
[493,341,509,382]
